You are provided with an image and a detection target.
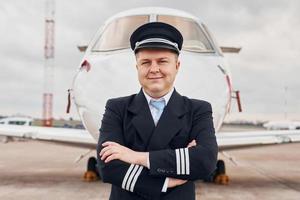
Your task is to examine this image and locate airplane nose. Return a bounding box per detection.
[72,52,139,140]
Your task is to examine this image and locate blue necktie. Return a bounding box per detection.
[150,99,166,126]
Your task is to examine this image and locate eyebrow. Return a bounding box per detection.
[139,59,150,62]
[159,57,169,60]
[139,57,169,61]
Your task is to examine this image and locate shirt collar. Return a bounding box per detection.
[142,87,174,105]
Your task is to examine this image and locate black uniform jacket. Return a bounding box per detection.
[96,88,218,200]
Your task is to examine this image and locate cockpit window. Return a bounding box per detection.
[157,15,214,53]
[92,15,149,52]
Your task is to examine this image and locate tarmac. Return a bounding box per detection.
[0,125,300,200]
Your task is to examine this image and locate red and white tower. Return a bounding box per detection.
[43,0,55,126]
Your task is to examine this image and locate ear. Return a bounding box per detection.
[176,60,181,70]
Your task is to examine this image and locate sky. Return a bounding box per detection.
[0,0,299,121]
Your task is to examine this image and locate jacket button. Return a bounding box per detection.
[157,168,165,173]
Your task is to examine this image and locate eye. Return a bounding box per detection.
[159,60,168,64]
[141,61,150,65]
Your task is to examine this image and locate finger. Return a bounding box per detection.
[99,146,108,156]
[101,148,115,160]
[167,178,176,188]
[105,154,118,163]
[187,140,196,147]
[102,141,118,147]
[99,145,112,156]
[178,179,187,185]
[191,140,196,146]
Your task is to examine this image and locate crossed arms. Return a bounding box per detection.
[96,99,218,198]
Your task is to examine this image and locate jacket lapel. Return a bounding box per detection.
[147,89,188,150]
[128,89,155,148]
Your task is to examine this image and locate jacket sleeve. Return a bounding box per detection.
[96,99,166,199]
[148,101,218,181]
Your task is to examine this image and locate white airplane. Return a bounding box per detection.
[1,7,300,185]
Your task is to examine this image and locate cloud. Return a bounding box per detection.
[1,0,299,120]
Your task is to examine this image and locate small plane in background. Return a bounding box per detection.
[1,7,300,185]
[0,116,33,126]
[263,120,300,130]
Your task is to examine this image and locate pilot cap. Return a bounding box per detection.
[130,22,183,54]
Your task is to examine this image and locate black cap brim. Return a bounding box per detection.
[134,42,180,54]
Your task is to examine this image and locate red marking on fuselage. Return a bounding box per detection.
[81,60,91,72]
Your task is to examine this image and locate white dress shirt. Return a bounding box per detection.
[143,87,174,123]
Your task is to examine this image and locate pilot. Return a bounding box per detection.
[97,22,218,200]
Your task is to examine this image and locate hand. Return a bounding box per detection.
[99,141,148,166]
[187,139,196,148]
[168,177,187,188]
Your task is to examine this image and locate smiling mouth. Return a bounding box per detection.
[148,77,163,80]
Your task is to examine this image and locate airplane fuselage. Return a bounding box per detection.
[71,7,232,141]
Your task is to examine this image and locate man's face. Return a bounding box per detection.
[135,49,180,97]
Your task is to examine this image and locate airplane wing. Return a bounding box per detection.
[217,130,300,150]
[1,125,300,151]
[0,125,96,149]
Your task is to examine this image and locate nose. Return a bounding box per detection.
[149,61,160,73]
